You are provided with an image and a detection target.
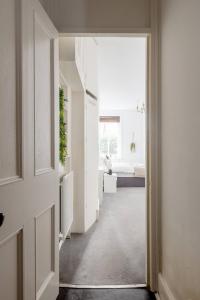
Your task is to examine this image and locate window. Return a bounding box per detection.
[99,116,121,159]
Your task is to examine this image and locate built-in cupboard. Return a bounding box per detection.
[59,37,99,233]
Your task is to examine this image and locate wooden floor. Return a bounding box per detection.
[57,288,156,300]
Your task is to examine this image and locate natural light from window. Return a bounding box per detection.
[99,119,121,160]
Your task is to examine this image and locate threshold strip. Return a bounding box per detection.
[59,283,146,289]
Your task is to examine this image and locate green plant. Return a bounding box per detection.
[59,88,67,165]
[130,142,136,153]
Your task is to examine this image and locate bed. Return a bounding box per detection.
[112,162,145,188]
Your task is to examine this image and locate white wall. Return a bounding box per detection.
[98,38,146,166]
[159,1,200,299]
[39,0,151,33]
[101,109,145,165]
[98,37,146,111]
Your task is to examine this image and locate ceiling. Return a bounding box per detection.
[97,37,146,111]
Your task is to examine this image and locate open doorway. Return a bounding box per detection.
[58,36,147,287]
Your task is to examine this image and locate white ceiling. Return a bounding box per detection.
[97,37,146,110]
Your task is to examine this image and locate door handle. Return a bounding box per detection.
[0,213,5,227]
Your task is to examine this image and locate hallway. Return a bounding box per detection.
[60,188,146,285]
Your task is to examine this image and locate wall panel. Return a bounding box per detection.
[35,206,55,299]
[34,13,54,175]
[0,0,22,184]
[0,230,23,300]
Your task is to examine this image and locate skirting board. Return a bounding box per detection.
[158,273,177,300]
[155,293,161,300]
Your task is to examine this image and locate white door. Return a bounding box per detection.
[85,95,99,231]
[0,0,59,300]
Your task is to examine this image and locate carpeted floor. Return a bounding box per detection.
[60,188,146,285]
[57,288,155,300]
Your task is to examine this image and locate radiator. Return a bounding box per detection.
[61,171,74,240]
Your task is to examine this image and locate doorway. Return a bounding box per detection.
[0,1,159,299]
[58,36,149,288]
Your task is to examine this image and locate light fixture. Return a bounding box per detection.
[136,102,145,114]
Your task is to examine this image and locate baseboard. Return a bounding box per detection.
[158,273,177,300]
[96,209,100,220]
[155,293,161,300]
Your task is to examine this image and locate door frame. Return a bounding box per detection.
[59,33,159,292]
[59,3,159,292]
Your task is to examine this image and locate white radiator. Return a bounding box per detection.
[61,171,74,240]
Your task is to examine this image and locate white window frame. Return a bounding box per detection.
[99,119,121,160]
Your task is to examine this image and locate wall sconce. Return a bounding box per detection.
[137,102,145,114]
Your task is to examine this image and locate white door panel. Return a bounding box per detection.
[0,0,22,185]
[0,0,59,299]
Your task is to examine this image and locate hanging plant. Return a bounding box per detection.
[59,88,67,165]
[130,132,136,153]
[130,142,136,153]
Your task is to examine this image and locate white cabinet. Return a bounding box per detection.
[85,38,98,97]
[98,169,104,205]
[104,173,117,193]
[59,37,98,96]
[71,92,99,233]
[75,36,98,95]
[59,37,85,91]
[75,37,86,88]
[84,94,99,231]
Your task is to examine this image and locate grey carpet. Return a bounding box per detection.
[60,188,146,285]
[57,288,155,300]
